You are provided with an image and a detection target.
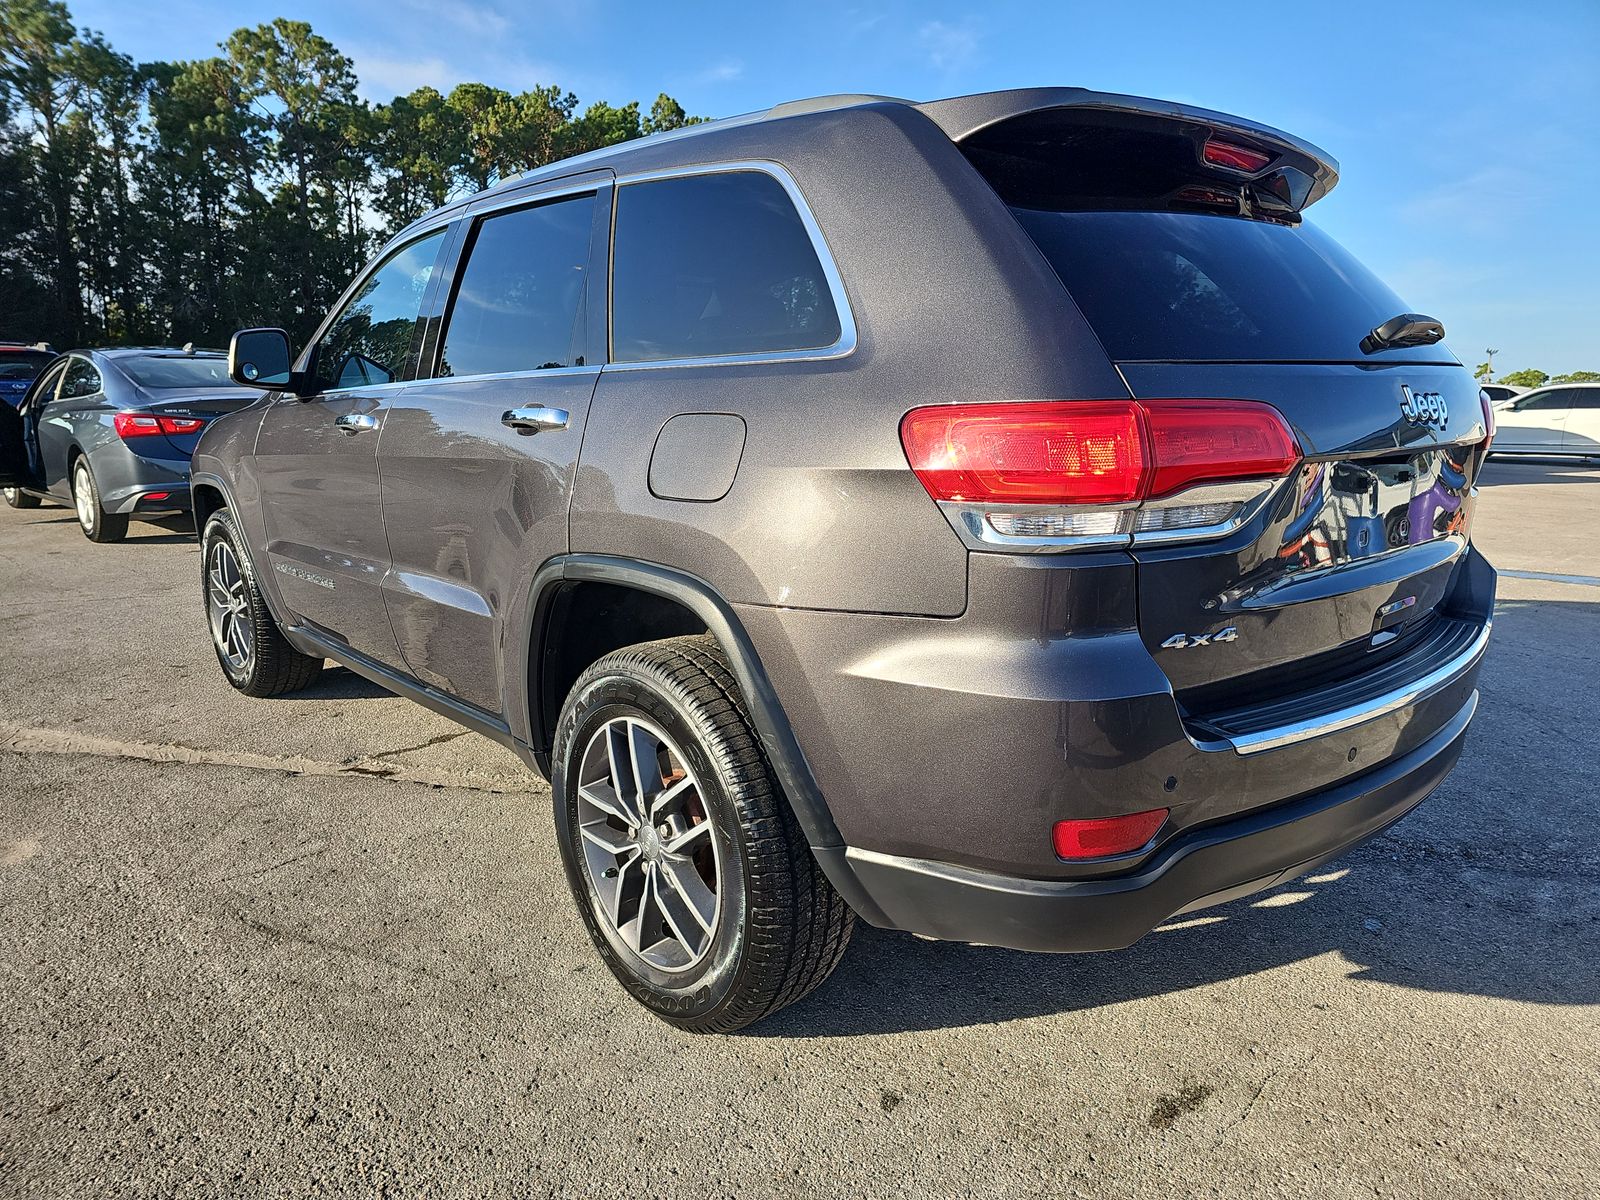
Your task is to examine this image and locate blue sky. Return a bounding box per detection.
[75,0,1599,374]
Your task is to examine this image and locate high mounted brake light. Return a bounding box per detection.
[1203,138,1273,174]
[901,399,1300,550]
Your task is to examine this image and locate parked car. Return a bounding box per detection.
[0,342,55,407]
[1480,383,1526,409]
[188,88,1496,1032]
[1490,383,1600,459]
[0,346,256,540]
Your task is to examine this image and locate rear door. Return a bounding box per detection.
[253,227,448,668]
[377,178,608,715]
[1560,388,1600,454]
[1494,388,1570,452]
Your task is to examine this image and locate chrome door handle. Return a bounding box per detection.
[501,406,569,435]
[334,412,380,435]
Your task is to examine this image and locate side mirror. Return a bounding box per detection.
[229,328,296,390]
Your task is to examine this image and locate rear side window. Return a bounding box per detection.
[610,171,841,363]
[437,193,596,377]
[1570,390,1600,410]
[1013,209,1427,364]
[59,358,102,399]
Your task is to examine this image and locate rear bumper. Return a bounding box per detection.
[820,689,1475,952]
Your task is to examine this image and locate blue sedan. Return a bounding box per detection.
[1,347,258,542]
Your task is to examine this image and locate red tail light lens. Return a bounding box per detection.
[1053,808,1168,859]
[114,413,206,440]
[1203,138,1272,173]
[1144,401,1301,499]
[900,401,1147,506]
[113,413,161,438]
[901,400,1299,506]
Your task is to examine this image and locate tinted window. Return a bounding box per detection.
[0,350,52,382]
[58,358,102,399]
[120,356,236,389]
[1515,390,1571,412]
[1566,389,1600,410]
[437,193,595,377]
[611,171,841,362]
[1013,209,1434,363]
[313,230,445,391]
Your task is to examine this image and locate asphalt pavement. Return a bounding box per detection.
[2,457,1597,1198]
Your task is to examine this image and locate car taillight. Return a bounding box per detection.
[114,413,205,440]
[1202,137,1273,174]
[1479,389,1496,451]
[901,399,1300,550]
[1053,809,1168,860]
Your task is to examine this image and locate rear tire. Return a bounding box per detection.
[552,635,854,1033]
[201,507,323,697]
[71,457,128,543]
[2,486,39,509]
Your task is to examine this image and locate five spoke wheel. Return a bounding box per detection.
[575,716,721,973]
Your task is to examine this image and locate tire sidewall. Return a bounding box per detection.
[552,667,754,1023]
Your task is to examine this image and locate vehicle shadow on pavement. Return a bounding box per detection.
[750,595,1600,1038]
[1479,459,1600,488]
[292,666,394,701]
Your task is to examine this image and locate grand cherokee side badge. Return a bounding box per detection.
[1161,626,1239,650]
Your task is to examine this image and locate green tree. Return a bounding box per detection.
[1498,369,1550,389]
[371,86,466,234]
[1551,371,1600,384]
[1473,361,1491,381]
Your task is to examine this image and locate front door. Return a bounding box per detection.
[1560,388,1600,455]
[253,228,448,667]
[379,186,606,715]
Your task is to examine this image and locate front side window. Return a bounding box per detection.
[312,229,446,392]
[1514,390,1570,412]
[437,193,596,378]
[58,357,102,400]
[610,171,842,363]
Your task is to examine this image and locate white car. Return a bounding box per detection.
[1491,383,1600,458]
[1480,383,1525,409]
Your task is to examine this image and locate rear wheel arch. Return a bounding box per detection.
[524,556,844,853]
[192,481,226,529]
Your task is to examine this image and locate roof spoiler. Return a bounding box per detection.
[915,88,1340,211]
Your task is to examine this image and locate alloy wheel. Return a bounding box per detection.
[575,716,722,973]
[206,539,255,672]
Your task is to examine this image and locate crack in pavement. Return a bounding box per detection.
[0,722,536,797]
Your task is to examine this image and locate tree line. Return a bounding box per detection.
[0,0,702,350]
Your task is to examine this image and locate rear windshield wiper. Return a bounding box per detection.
[1361,313,1445,355]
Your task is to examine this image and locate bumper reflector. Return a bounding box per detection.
[1053,808,1169,859]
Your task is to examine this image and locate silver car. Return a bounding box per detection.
[1,347,256,541]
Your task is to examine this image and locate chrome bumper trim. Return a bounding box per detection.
[1227,619,1492,756]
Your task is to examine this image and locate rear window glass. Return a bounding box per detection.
[1012,209,1431,363]
[0,350,52,381]
[438,192,595,377]
[120,356,234,388]
[611,171,841,363]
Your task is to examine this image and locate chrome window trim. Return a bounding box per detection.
[603,160,858,372]
[409,365,602,387]
[1224,619,1491,756]
[463,177,606,221]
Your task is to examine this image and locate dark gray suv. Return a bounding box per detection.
[187,89,1496,1032]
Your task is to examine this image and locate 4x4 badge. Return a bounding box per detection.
[1161,627,1239,650]
[1399,384,1449,430]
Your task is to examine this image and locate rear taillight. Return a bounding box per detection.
[114,413,205,440]
[1479,389,1496,451]
[901,399,1300,551]
[1053,809,1168,860]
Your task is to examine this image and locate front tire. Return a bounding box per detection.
[201,507,323,697]
[3,486,40,509]
[552,635,854,1033]
[71,457,128,543]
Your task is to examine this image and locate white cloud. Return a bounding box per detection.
[696,59,746,85]
[356,55,457,99]
[396,0,511,38]
[917,19,981,73]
